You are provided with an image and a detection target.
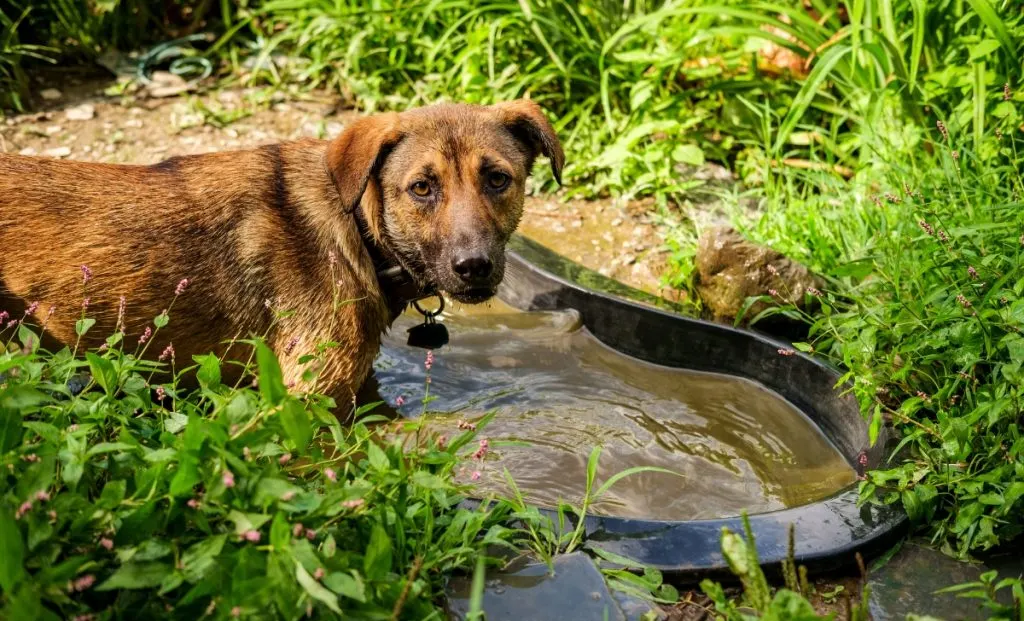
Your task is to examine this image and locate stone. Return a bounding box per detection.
[867,542,1009,620]
[65,103,95,121]
[43,146,72,158]
[145,71,193,98]
[693,226,823,324]
[39,88,62,101]
[445,552,626,621]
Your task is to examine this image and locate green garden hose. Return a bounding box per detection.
[135,33,214,85]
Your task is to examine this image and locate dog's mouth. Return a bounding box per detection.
[447,287,497,304]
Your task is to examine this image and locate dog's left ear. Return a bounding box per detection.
[326,112,404,213]
[491,99,565,185]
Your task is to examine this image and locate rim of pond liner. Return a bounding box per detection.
[458,234,907,581]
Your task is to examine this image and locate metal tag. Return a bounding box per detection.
[407,320,449,349]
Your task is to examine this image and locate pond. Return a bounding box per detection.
[374,299,856,521]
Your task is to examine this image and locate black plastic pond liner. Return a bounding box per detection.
[479,234,907,581]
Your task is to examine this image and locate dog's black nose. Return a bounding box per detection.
[452,253,493,282]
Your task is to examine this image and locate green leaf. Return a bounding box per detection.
[169,455,201,498]
[363,522,392,580]
[0,386,49,411]
[181,534,227,583]
[75,318,96,337]
[869,404,883,446]
[0,408,24,454]
[280,400,313,453]
[0,512,26,592]
[256,341,286,405]
[670,144,704,166]
[228,511,272,535]
[195,354,222,388]
[366,441,389,471]
[295,561,341,614]
[323,571,366,602]
[97,562,172,590]
[968,39,1002,61]
[153,313,169,329]
[86,353,116,395]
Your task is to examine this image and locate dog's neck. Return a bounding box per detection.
[352,204,433,319]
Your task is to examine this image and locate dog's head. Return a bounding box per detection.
[326,100,563,304]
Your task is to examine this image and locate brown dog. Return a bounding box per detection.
[0,100,563,406]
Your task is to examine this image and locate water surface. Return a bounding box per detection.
[375,299,856,520]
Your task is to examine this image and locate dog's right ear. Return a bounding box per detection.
[326,112,403,213]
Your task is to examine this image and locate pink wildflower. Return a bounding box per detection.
[328,251,337,267]
[457,420,476,431]
[155,386,166,402]
[425,350,434,370]
[1004,83,1011,102]
[951,150,960,160]
[99,538,114,551]
[22,453,40,463]
[116,296,126,331]
[187,498,200,509]
[324,468,337,482]
[395,395,406,407]
[81,265,93,285]
[956,294,972,308]
[175,278,190,296]
[777,348,796,357]
[766,264,779,276]
[231,607,242,618]
[43,305,55,326]
[222,470,235,488]
[159,343,175,362]
[284,336,300,356]
[936,120,949,141]
[938,230,949,243]
[15,501,32,520]
[341,498,365,510]
[71,574,96,592]
[279,453,292,466]
[68,424,79,432]
[243,446,251,460]
[305,528,316,541]
[918,220,934,236]
[472,439,489,460]
[471,471,481,481]
[293,523,304,537]
[35,490,50,502]
[138,326,152,345]
[0,311,8,325]
[314,567,325,580]
[242,530,261,542]
[25,301,39,316]
[807,287,823,298]
[437,435,447,449]
[967,266,978,280]
[47,510,57,522]
[767,288,779,297]
[281,491,296,502]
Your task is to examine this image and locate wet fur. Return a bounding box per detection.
[0,100,563,408]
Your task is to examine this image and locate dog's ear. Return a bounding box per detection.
[491,99,565,185]
[326,112,404,213]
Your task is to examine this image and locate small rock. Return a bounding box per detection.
[145,72,193,98]
[602,232,614,243]
[65,103,95,121]
[571,220,583,228]
[40,88,62,101]
[18,147,37,156]
[124,119,143,128]
[694,226,824,324]
[43,146,72,158]
[611,218,623,227]
[45,125,62,135]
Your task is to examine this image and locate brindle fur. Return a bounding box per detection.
[0,100,563,407]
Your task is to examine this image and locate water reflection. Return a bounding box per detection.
[374,299,855,521]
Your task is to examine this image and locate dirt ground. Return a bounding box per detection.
[0,66,683,303]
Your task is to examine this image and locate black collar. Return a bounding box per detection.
[352,204,433,318]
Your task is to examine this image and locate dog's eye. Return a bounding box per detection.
[487,171,510,191]
[410,181,432,197]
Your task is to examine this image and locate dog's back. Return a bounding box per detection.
[0,144,348,372]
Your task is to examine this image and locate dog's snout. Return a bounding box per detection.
[451,252,493,282]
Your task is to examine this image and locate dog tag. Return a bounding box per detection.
[407,320,449,349]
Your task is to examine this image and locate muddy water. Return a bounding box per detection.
[375,299,856,521]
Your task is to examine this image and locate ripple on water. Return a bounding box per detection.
[375,299,856,521]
